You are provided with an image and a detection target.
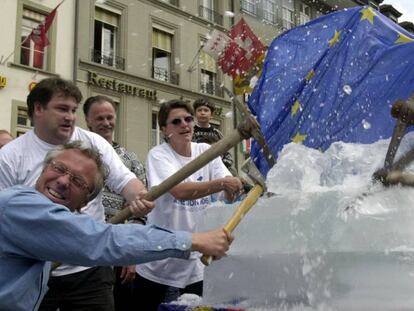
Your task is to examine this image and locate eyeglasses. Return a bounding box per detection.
[48,161,91,192]
[168,116,194,126]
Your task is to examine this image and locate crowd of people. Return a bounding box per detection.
[0,77,245,311]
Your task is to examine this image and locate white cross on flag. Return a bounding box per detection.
[202,18,265,79]
[202,30,231,61]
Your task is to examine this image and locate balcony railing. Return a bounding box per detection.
[153,67,179,85]
[199,5,223,25]
[263,12,278,24]
[200,81,223,97]
[240,0,257,15]
[91,49,125,70]
[159,0,179,6]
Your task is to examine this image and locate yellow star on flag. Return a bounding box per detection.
[291,100,301,116]
[305,69,315,81]
[292,132,307,144]
[360,7,376,24]
[395,32,413,44]
[328,30,341,47]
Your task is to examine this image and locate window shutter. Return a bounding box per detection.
[95,7,119,27]
[152,29,172,52]
[199,50,216,73]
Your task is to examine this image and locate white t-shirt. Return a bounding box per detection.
[136,142,230,288]
[0,127,135,276]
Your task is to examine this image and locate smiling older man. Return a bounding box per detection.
[0,77,155,310]
[0,141,233,311]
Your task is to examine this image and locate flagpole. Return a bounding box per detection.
[187,44,205,73]
[0,36,32,65]
[0,0,65,65]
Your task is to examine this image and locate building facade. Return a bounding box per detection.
[74,0,235,163]
[0,0,75,136]
[0,0,409,171]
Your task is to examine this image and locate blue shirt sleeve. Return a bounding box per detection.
[0,186,192,266]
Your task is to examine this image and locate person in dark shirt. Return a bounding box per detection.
[83,95,146,310]
[192,98,235,173]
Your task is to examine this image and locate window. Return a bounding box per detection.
[11,101,33,137]
[241,0,257,15]
[369,1,379,11]
[160,0,179,6]
[315,10,323,18]
[94,7,123,69]
[17,107,31,128]
[152,27,173,83]
[15,106,33,137]
[199,46,217,96]
[200,0,214,21]
[199,0,222,25]
[282,7,295,29]
[388,14,398,23]
[200,70,216,95]
[298,3,310,25]
[151,111,164,147]
[20,8,48,70]
[263,0,277,24]
[112,100,120,142]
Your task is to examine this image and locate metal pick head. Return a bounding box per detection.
[241,158,266,190]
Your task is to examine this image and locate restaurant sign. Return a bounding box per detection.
[88,71,157,101]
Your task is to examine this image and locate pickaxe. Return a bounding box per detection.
[373,98,414,187]
[377,99,414,172]
[110,86,275,225]
[200,158,268,265]
[199,87,275,265]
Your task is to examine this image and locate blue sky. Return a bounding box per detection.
[382,0,414,23]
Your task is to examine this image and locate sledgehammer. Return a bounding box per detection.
[200,158,267,266]
[196,87,275,265]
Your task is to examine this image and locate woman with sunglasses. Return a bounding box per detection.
[133,99,243,310]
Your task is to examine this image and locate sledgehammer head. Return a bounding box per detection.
[391,100,414,125]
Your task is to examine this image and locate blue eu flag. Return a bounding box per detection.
[248,6,414,176]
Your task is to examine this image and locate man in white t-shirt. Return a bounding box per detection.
[0,77,154,310]
[133,99,243,310]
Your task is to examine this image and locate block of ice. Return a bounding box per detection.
[201,133,414,310]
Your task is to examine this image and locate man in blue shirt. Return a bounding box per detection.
[0,141,233,311]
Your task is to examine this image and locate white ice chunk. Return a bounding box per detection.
[201,132,414,309]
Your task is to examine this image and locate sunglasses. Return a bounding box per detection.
[168,116,194,126]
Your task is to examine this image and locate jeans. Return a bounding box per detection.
[132,273,203,311]
[39,266,115,311]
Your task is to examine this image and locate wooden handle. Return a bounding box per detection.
[201,184,264,266]
[51,129,246,272]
